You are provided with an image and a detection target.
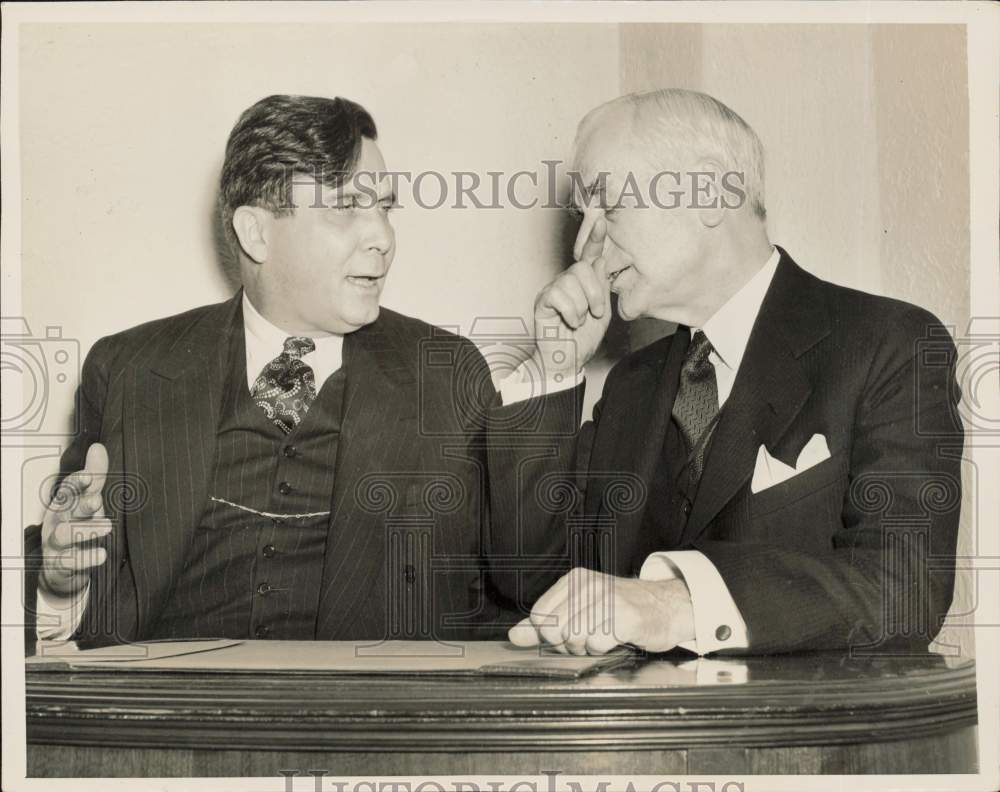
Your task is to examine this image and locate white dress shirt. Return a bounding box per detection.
[36,294,346,640]
[503,247,780,655]
[639,247,780,654]
[241,293,344,391]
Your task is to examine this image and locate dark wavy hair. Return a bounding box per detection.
[219,94,377,250]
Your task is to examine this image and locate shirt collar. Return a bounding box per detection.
[241,292,344,352]
[241,292,345,393]
[697,246,780,373]
[242,291,292,354]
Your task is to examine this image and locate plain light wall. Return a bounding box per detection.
[872,25,973,658]
[619,23,972,656]
[16,21,619,520]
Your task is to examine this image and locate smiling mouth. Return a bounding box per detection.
[347,275,384,288]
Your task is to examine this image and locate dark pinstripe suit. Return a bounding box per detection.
[24,292,571,648]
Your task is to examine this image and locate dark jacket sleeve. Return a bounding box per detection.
[23,335,115,655]
[485,371,604,609]
[697,310,963,654]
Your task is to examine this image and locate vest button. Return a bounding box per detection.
[255,625,270,639]
[283,445,298,458]
[715,624,732,642]
[257,582,272,595]
[278,481,293,496]
[403,564,416,584]
[262,544,276,558]
[682,499,692,516]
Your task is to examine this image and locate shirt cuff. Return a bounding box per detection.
[639,550,748,655]
[498,364,583,405]
[35,579,89,641]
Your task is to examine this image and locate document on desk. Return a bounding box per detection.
[29,639,243,664]
[28,640,633,679]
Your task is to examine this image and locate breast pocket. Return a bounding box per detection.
[749,452,848,518]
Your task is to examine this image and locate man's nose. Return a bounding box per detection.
[602,245,626,271]
[362,207,393,256]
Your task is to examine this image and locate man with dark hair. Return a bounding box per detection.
[25,94,559,648]
[218,95,378,253]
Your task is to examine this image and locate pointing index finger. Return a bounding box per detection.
[573,212,607,261]
[579,216,607,263]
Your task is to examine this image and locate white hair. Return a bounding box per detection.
[574,89,767,219]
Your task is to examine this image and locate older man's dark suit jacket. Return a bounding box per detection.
[493,248,964,654]
[24,292,570,650]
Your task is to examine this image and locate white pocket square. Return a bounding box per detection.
[751,434,831,494]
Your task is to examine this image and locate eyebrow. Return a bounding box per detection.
[569,177,620,214]
[327,183,396,203]
[583,179,604,200]
[587,176,620,205]
[565,177,600,214]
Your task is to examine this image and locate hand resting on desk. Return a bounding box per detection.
[509,567,695,655]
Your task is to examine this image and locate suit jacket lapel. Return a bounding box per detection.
[586,328,688,574]
[123,293,241,635]
[316,315,418,638]
[682,252,829,544]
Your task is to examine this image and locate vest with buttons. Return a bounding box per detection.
[150,329,346,640]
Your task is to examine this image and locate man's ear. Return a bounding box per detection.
[693,158,725,229]
[231,206,272,264]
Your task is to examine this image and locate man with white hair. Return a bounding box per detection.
[502,89,963,655]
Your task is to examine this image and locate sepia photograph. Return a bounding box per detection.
[1,2,997,791]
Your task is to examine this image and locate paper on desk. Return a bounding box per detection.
[34,640,632,679]
[29,639,242,664]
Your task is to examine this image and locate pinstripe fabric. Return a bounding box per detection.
[315,315,454,639]
[150,324,346,640]
[25,291,531,647]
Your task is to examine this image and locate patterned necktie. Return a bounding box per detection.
[671,330,720,483]
[251,336,317,434]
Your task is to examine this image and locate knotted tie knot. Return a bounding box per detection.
[682,330,715,381]
[282,336,316,360]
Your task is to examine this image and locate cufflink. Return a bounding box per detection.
[715,624,732,641]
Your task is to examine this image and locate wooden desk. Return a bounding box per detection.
[26,646,977,776]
